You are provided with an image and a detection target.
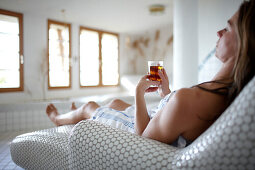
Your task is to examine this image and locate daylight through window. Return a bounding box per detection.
[80,27,119,87]
[48,20,71,89]
[0,9,23,92]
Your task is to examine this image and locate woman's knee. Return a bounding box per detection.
[82,101,99,112]
[108,99,123,108]
[107,99,131,111]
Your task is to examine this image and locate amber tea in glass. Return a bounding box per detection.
[148,61,163,81]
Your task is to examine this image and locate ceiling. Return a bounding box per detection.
[0,0,173,33]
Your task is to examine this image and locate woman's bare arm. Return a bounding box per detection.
[134,75,160,135]
[141,89,194,144]
[135,89,150,135]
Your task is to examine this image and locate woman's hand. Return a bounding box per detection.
[158,69,171,98]
[136,75,160,96]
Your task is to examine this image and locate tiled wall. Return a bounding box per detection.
[0,102,82,132]
[0,110,53,132]
[0,95,158,132]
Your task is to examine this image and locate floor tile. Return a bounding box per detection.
[0,132,26,170]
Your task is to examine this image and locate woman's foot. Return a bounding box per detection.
[71,102,77,110]
[46,104,59,126]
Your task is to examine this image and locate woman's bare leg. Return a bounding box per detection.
[106,99,131,110]
[46,101,100,126]
[46,99,131,126]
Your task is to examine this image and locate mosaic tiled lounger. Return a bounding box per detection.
[10,76,255,170]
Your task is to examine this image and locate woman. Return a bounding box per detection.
[46,0,255,147]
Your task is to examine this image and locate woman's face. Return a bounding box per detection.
[215,12,239,63]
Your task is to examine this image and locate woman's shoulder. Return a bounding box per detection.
[174,87,225,121]
[174,86,221,102]
[173,88,200,101]
[172,87,216,115]
[166,88,200,117]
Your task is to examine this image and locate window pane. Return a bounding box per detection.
[49,40,69,60]
[0,34,19,52]
[0,52,19,69]
[0,12,21,90]
[49,70,69,87]
[0,70,19,88]
[101,33,119,85]
[49,25,69,41]
[49,55,69,72]
[48,21,70,88]
[0,14,19,34]
[80,30,99,86]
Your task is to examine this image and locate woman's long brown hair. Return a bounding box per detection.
[196,0,255,107]
[228,0,255,105]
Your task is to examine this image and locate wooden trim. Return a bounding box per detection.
[79,26,119,88]
[117,35,120,86]
[47,19,72,89]
[0,9,24,93]
[79,28,81,88]
[19,10,24,91]
[99,32,102,86]
[80,85,119,88]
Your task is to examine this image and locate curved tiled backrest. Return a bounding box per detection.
[10,125,74,170]
[68,120,181,169]
[10,76,255,169]
[69,76,255,169]
[176,76,255,169]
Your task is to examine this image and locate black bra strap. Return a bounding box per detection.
[193,80,232,96]
[196,85,229,96]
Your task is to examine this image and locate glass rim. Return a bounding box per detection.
[148,60,163,66]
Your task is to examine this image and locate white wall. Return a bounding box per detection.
[0,9,173,104]
[0,12,126,104]
[1,0,243,103]
[173,0,198,89]
[121,25,173,81]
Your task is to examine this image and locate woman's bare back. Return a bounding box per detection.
[179,87,227,141]
[141,85,228,144]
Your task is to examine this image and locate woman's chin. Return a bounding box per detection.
[215,49,222,59]
[215,51,219,59]
[215,53,225,63]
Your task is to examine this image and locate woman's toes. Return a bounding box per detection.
[46,104,58,116]
[46,103,59,126]
[71,102,77,110]
[46,105,52,114]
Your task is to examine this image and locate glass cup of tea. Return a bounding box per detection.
[148,61,163,81]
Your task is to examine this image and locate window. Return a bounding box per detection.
[48,20,71,89]
[0,9,23,92]
[80,27,119,87]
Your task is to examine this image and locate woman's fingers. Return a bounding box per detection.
[158,70,166,82]
[142,75,149,80]
[149,80,160,86]
[145,87,158,92]
[162,69,169,81]
[138,75,149,84]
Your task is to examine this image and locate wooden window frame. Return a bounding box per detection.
[47,19,72,89]
[79,26,120,88]
[0,9,23,93]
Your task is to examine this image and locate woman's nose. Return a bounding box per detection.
[217,29,224,38]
